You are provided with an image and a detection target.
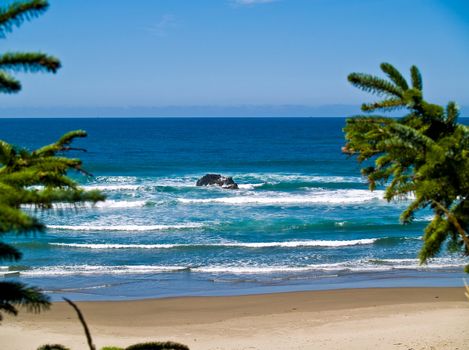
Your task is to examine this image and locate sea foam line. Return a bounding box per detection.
[179,189,385,205]
[82,184,141,191]
[20,265,188,276]
[35,200,149,210]
[47,223,204,231]
[14,257,465,277]
[194,259,465,274]
[31,174,368,195]
[81,174,366,191]
[231,173,367,184]
[49,238,377,249]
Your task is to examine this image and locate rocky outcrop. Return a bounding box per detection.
[196,174,238,189]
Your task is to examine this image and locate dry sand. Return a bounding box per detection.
[2,287,468,350]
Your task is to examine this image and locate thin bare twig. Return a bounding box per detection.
[63,298,96,350]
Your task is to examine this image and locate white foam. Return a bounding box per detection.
[87,174,366,190]
[179,189,385,205]
[93,176,138,184]
[310,257,465,272]
[227,239,377,248]
[237,183,264,190]
[94,200,147,208]
[192,266,313,273]
[51,243,179,249]
[233,173,366,184]
[22,264,188,276]
[413,215,434,222]
[82,185,140,191]
[194,258,466,274]
[17,257,465,277]
[155,177,197,187]
[29,199,148,210]
[48,223,204,232]
[49,174,366,196]
[50,238,377,249]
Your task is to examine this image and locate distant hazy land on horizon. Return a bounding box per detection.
[0,104,468,118]
[1,117,466,301]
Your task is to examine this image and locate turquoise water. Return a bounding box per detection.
[1,118,466,300]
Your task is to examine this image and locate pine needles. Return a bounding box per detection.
[344,62,469,272]
[0,0,60,93]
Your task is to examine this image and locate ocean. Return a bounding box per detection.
[1,117,466,300]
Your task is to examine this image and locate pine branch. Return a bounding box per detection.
[37,345,70,350]
[0,169,78,190]
[0,140,15,164]
[126,342,190,350]
[21,188,105,207]
[0,242,22,261]
[380,63,409,90]
[419,214,449,262]
[0,203,44,234]
[0,0,48,37]
[410,65,423,90]
[0,281,50,321]
[446,101,459,125]
[33,130,88,156]
[0,70,21,93]
[0,131,105,237]
[432,200,469,250]
[361,98,406,112]
[348,73,404,98]
[387,122,437,149]
[0,52,60,73]
[400,195,425,223]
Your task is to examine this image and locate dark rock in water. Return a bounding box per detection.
[196,174,239,189]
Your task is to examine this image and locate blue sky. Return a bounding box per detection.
[0,0,468,116]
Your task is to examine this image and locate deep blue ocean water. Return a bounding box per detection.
[1,118,466,300]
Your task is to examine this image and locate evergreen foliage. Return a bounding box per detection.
[0,132,105,320]
[37,345,71,350]
[0,0,60,93]
[125,342,190,350]
[0,0,102,322]
[343,63,469,271]
[99,344,190,350]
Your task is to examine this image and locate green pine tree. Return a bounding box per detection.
[343,62,469,272]
[0,0,105,321]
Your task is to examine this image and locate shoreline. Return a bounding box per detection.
[35,267,466,302]
[3,287,468,350]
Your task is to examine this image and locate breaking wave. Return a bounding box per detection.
[49,238,378,249]
[178,189,385,205]
[47,223,204,231]
[13,257,464,277]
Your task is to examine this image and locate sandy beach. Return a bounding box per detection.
[2,287,468,350]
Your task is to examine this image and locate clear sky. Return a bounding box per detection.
[0,0,468,116]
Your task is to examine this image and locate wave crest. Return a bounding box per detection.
[50,238,377,250]
[179,189,385,205]
[48,223,204,231]
[13,257,465,277]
